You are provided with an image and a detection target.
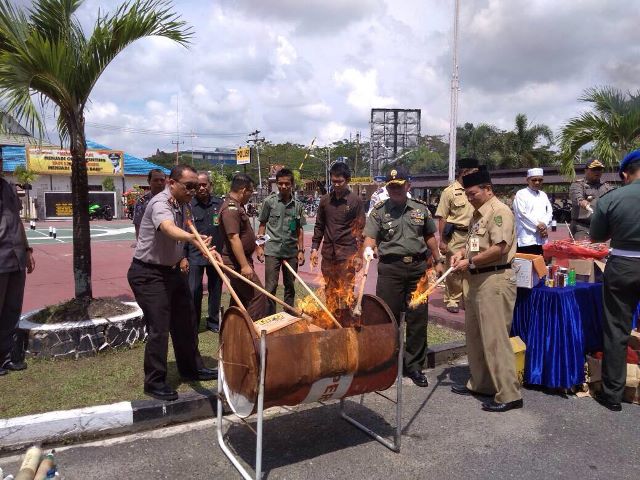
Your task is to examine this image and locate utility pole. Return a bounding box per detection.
[447,0,460,183]
[354,131,361,176]
[247,130,265,195]
[171,139,184,165]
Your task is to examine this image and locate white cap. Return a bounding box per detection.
[527,168,544,178]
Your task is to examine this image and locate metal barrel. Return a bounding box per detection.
[220,294,398,418]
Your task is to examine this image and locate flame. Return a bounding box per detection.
[408,268,437,309]
[296,294,336,330]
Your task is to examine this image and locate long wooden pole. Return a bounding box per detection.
[282,260,342,329]
[186,221,246,311]
[352,258,371,317]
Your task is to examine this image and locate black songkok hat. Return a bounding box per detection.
[462,168,492,188]
[458,157,479,169]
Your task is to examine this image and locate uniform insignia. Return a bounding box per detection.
[374,200,387,209]
[384,213,391,219]
[371,210,378,219]
[412,198,428,206]
[390,169,398,178]
[494,215,503,227]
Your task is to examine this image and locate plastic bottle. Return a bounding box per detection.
[45,468,56,479]
[15,445,42,480]
[34,452,56,480]
[568,268,576,286]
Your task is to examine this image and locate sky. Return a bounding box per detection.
[24,0,640,158]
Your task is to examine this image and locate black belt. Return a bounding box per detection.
[132,257,179,271]
[574,218,591,226]
[379,252,427,264]
[454,226,468,232]
[469,263,511,275]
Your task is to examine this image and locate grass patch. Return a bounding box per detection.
[1,285,463,419]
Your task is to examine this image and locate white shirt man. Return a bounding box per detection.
[366,184,412,216]
[513,168,553,255]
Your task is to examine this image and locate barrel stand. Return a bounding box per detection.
[216,314,406,480]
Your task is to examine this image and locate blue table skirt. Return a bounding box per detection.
[512,282,639,389]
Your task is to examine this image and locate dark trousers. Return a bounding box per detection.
[516,244,543,255]
[601,256,640,403]
[0,269,26,367]
[127,261,204,390]
[188,263,223,332]
[376,259,428,373]
[264,256,297,315]
[226,261,269,320]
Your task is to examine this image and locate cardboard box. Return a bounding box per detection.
[629,330,640,351]
[510,336,526,385]
[585,355,640,387]
[513,254,547,289]
[567,258,605,283]
[588,381,640,405]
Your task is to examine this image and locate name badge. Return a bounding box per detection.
[469,237,480,252]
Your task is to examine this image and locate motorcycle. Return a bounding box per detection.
[88,202,114,221]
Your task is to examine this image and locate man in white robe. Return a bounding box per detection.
[512,168,553,255]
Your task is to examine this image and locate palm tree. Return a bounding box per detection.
[502,113,554,168]
[558,87,640,176]
[13,165,38,220]
[0,0,191,298]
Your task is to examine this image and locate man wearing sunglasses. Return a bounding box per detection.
[512,168,553,255]
[128,164,217,402]
[569,159,614,240]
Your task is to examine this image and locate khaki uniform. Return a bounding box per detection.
[569,179,614,240]
[435,180,474,308]
[463,196,520,404]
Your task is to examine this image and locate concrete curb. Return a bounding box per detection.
[0,317,466,453]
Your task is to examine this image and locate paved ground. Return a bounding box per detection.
[0,360,636,479]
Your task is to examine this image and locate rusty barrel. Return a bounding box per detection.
[219,294,398,418]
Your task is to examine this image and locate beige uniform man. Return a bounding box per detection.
[450,168,522,413]
[435,157,478,313]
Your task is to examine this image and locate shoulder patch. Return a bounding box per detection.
[412,198,428,206]
[373,199,387,209]
[494,215,503,227]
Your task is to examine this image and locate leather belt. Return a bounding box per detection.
[132,257,179,271]
[454,226,468,232]
[469,263,511,275]
[379,252,427,264]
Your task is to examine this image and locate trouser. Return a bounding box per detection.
[0,270,26,367]
[516,244,544,255]
[188,263,223,333]
[127,261,203,390]
[570,221,590,240]
[463,269,521,404]
[444,231,466,308]
[264,256,298,315]
[376,259,428,374]
[321,259,356,312]
[226,261,269,320]
[601,256,640,403]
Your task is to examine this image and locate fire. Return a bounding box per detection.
[409,268,437,309]
[297,294,336,330]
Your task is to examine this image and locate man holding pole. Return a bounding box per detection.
[219,174,268,320]
[256,168,306,315]
[363,167,443,387]
[127,164,217,402]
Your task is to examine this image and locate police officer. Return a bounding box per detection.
[589,150,640,411]
[183,172,223,333]
[219,174,268,320]
[434,157,478,313]
[133,168,166,240]
[450,168,522,412]
[127,164,217,402]
[256,168,306,315]
[569,159,614,240]
[363,167,443,387]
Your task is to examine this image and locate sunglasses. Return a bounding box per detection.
[177,181,198,191]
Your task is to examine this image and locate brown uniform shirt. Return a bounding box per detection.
[466,196,516,267]
[311,189,365,262]
[219,198,256,266]
[435,180,474,251]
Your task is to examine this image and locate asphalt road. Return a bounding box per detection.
[1,361,636,480]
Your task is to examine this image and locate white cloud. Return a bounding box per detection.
[334,68,395,111]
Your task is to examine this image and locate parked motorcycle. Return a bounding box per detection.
[88,202,114,221]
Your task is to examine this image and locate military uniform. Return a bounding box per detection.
[219,197,268,320]
[258,193,306,315]
[590,176,640,405]
[463,195,521,404]
[435,180,474,309]
[364,197,436,375]
[569,178,614,240]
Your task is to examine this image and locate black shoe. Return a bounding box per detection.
[206,322,220,333]
[183,367,218,381]
[0,367,7,376]
[481,399,523,412]
[144,385,178,401]
[4,361,27,371]
[451,384,492,397]
[593,391,622,412]
[407,370,429,387]
[446,306,460,314]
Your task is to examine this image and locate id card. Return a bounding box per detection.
[469,236,480,252]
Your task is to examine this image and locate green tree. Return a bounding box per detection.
[0,0,191,298]
[209,170,229,196]
[13,165,38,220]
[502,113,554,168]
[559,86,640,176]
[101,177,115,192]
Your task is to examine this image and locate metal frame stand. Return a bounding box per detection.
[217,316,405,478]
[339,313,405,452]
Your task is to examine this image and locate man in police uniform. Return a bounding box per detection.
[569,159,614,240]
[219,174,268,320]
[128,164,217,402]
[434,157,478,313]
[183,172,223,333]
[363,167,443,387]
[589,150,640,411]
[256,168,306,315]
[133,168,166,240]
[450,168,522,412]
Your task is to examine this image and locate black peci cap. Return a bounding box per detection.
[458,157,480,169]
[462,168,492,188]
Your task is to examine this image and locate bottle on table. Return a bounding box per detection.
[568,268,576,286]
